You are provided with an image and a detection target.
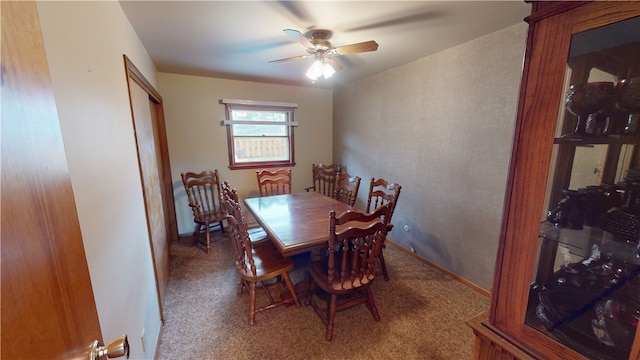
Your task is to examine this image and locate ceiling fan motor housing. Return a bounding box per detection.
[269,28,377,67]
[311,39,331,52]
[308,30,332,52]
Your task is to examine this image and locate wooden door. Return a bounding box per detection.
[0,2,103,358]
[125,58,174,318]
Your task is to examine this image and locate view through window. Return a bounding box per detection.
[222,100,297,169]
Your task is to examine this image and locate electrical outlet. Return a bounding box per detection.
[141,328,146,353]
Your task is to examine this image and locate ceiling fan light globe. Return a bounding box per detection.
[322,63,336,79]
[306,60,324,80]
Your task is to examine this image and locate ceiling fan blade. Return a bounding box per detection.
[343,11,443,32]
[274,1,315,23]
[333,40,379,55]
[325,58,343,72]
[283,29,315,50]
[269,54,312,63]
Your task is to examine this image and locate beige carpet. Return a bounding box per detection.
[156,234,489,359]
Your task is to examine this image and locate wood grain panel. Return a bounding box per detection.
[490,9,573,334]
[1,2,102,358]
[571,2,640,34]
[484,2,640,359]
[125,58,173,320]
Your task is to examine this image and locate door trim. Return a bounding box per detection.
[123,55,177,321]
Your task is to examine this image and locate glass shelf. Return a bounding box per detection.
[554,135,640,145]
[539,224,640,264]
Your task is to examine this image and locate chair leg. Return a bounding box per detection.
[379,251,389,281]
[366,287,381,321]
[326,294,338,341]
[203,223,211,253]
[237,279,246,295]
[281,272,300,307]
[248,281,257,325]
[192,224,201,246]
[305,277,316,306]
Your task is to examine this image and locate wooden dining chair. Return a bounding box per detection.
[221,180,269,245]
[366,177,402,280]
[305,163,342,197]
[306,203,391,341]
[181,169,225,253]
[256,168,292,196]
[333,172,361,207]
[222,199,300,325]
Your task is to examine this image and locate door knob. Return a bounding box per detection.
[90,335,129,360]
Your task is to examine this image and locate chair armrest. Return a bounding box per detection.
[305,186,314,192]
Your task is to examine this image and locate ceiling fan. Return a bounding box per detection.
[269,29,379,81]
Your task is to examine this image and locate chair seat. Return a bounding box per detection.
[247,227,269,244]
[309,258,374,292]
[238,241,294,282]
[196,209,225,223]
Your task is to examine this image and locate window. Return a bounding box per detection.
[221,99,298,169]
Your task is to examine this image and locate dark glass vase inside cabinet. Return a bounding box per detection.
[526,16,640,360]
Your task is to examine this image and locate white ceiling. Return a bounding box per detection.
[119,1,531,88]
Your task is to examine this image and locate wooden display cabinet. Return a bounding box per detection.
[469,2,640,359]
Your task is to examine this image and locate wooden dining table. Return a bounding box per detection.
[243,191,354,257]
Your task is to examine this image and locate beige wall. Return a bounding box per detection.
[30,0,526,355]
[334,23,528,290]
[157,73,334,235]
[37,2,161,358]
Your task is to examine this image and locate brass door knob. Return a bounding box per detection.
[90,335,129,360]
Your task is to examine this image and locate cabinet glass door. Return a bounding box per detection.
[525,16,640,360]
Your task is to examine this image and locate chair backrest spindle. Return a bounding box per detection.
[326,204,391,289]
[223,200,257,276]
[182,170,223,217]
[333,172,361,207]
[366,177,402,224]
[256,168,292,196]
[181,169,225,253]
[306,163,341,196]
